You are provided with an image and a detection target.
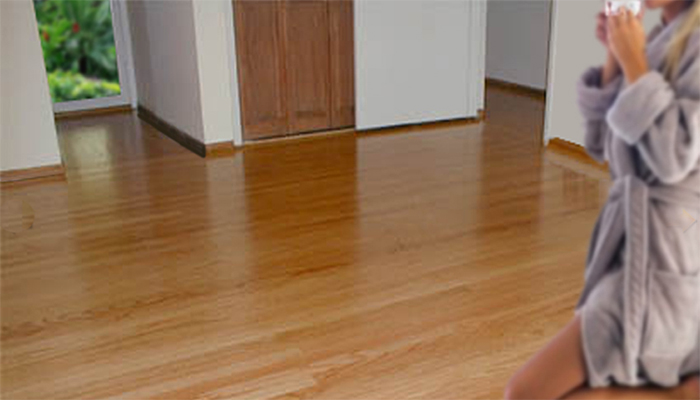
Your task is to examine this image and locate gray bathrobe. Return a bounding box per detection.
[576,11,700,388]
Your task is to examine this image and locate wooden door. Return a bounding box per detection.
[233,1,288,139]
[329,0,355,128]
[283,0,332,134]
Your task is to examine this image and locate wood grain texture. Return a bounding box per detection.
[245,127,355,147]
[0,164,65,183]
[546,138,608,171]
[486,78,546,101]
[357,116,483,137]
[137,105,206,157]
[234,0,289,139]
[206,141,237,158]
[284,0,332,134]
[54,105,133,120]
[329,0,355,129]
[1,87,610,399]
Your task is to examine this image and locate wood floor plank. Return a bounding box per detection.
[1,88,609,399]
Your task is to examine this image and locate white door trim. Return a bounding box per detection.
[53,0,137,113]
[466,0,487,116]
[543,0,559,145]
[223,0,244,147]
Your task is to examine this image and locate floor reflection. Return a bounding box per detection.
[2,87,617,399]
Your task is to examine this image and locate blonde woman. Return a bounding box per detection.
[505,0,700,399]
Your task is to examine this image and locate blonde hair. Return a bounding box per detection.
[664,0,700,79]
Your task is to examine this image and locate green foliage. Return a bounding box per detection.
[35,0,119,82]
[47,70,121,102]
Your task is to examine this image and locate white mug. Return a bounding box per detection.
[605,0,642,16]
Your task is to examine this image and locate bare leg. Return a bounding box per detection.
[504,314,700,400]
[504,316,588,400]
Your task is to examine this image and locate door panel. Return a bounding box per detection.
[283,0,331,134]
[329,0,355,128]
[234,0,288,139]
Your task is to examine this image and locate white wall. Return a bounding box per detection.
[130,0,484,144]
[354,0,484,130]
[127,0,238,146]
[127,0,205,142]
[192,0,241,145]
[545,1,661,145]
[472,0,488,113]
[0,0,62,172]
[486,0,551,90]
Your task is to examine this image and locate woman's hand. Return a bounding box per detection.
[597,11,621,86]
[607,8,649,84]
[596,11,611,48]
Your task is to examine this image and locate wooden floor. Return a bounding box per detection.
[1,87,611,399]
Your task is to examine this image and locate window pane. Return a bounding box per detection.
[34,0,121,103]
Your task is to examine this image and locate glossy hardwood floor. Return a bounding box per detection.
[1,87,611,399]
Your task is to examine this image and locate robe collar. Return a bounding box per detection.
[647,7,692,70]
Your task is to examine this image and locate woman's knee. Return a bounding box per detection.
[504,375,533,400]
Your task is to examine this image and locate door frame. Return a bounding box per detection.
[224,0,251,146]
[543,0,558,145]
[52,0,138,114]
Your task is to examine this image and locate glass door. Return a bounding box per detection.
[33,0,134,113]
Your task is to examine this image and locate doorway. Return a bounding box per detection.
[33,0,136,114]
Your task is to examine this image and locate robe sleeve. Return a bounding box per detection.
[606,33,700,184]
[577,67,624,163]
